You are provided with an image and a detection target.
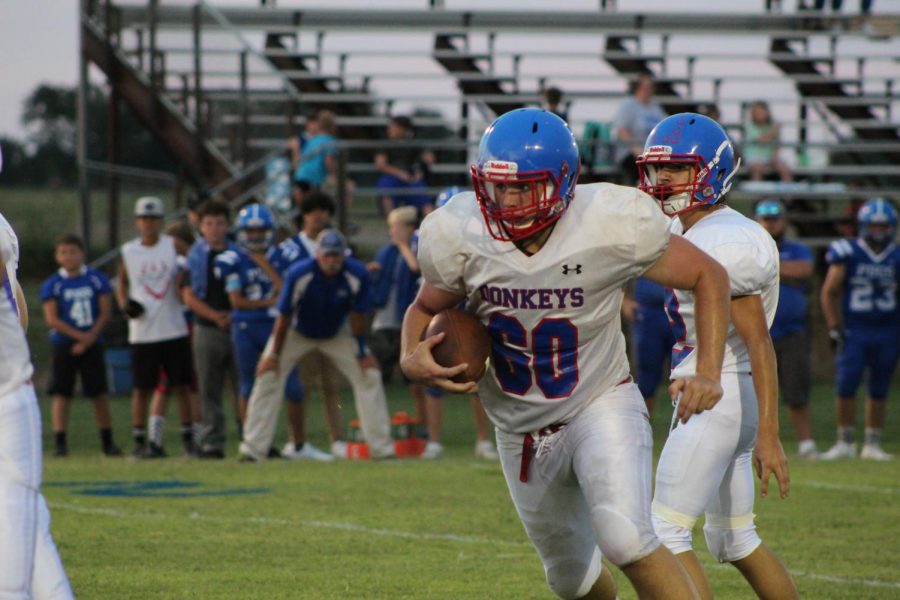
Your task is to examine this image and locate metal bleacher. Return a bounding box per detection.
[79,0,899,252]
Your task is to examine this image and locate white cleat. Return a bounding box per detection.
[421,441,444,460]
[860,444,894,461]
[331,440,348,459]
[283,441,334,462]
[797,440,819,460]
[474,440,499,460]
[819,441,857,461]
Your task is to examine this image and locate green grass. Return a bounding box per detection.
[37,378,900,599]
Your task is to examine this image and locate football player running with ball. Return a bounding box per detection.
[401,108,731,600]
[637,113,797,599]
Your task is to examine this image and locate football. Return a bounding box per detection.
[423,308,491,383]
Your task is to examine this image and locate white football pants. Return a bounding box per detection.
[0,383,73,599]
[240,329,394,460]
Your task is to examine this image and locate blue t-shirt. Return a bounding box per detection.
[771,240,813,340]
[39,266,112,345]
[215,246,281,322]
[277,256,372,339]
[826,238,900,330]
[294,134,336,187]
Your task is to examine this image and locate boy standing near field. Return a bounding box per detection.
[40,234,122,457]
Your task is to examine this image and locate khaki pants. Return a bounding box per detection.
[239,330,393,460]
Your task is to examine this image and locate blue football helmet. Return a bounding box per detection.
[857,197,897,247]
[435,186,465,210]
[470,108,580,242]
[637,113,740,217]
[236,203,275,252]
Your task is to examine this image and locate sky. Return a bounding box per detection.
[0,0,897,144]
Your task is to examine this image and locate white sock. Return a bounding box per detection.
[798,439,817,453]
[149,415,166,447]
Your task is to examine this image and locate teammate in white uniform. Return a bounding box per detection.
[1,180,74,597]
[400,109,731,600]
[637,113,797,599]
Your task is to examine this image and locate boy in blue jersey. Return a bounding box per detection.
[217,204,329,461]
[820,198,900,461]
[239,229,394,461]
[40,234,122,457]
[755,200,818,459]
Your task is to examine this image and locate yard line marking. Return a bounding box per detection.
[49,501,530,549]
[48,502,900,590]
[798,480,900,495]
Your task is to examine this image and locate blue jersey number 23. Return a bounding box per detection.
[488,314,579,399]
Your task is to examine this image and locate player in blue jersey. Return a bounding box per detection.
[755,200,818,459]
[239,229,394,461]
[820,198,900,461]
[40,234,122,457]
[623,277,675,415]
[216,203,329,461]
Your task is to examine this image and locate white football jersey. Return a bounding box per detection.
[0,212,34,398]
[666,206,779,380]
[418,184,671,433]
[121,234,188,343]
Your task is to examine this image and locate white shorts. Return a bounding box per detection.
[496,382,658,597]
[653,372,758,543]
[0,383,73,599]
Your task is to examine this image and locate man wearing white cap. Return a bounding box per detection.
[239,229,394,461]
[116,197,194,458]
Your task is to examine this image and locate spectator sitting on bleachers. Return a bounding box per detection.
[743,100,793,182]
[374,115,435,217]
[542,86,569,122]
[288,110,338,206]
[611,73,666,185]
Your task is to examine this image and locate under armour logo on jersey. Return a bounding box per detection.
[562,264,582,275]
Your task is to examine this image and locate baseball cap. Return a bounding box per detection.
[754,199,784,219]
[316,229,347,256]
[135,196,165,217]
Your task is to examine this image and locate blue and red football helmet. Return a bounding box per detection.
[857,197,898,247]
[236,203,275,252]
[470,108,580,242]
[637,113,740,217]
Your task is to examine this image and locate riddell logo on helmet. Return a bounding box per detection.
[484,160,518,175]
[645,145,672,156]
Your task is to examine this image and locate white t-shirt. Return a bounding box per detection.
[667,206,779,380]
[121,234,188,344]
[417,184,670,433]
[0,212,33,398]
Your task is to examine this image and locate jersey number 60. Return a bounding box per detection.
[488,314,579,399]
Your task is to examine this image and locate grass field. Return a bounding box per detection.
[38,378,900,599]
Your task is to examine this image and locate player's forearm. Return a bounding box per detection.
[401,301,435,360]
[820,289,841,329]
[692,266,729,380]
[749,337,780,436]
[14,282,28,331]
[779,259,812,279]
[349,312,368,338]
[269,315,289,357]
[91,296,112,337]
[45,315,87,341]
[183,289,222,321]
[397,244,420,273]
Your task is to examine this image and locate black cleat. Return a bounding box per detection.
[103,444,123,457]
[144,443,167,459]
[53,446,69,457]
[267,446,283,459]
[131,441,147,458]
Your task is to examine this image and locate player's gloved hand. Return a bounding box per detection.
[123,299,145,319]
[828,327,843,352]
